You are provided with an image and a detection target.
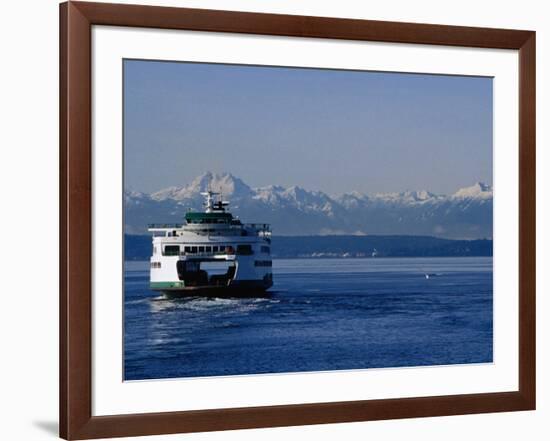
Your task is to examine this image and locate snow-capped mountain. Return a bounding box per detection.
[150,172,253,201]
[125,172,493,239]
[451,182,493,200]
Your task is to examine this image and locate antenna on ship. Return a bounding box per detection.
[200,175,215,213]
[201,190,217,213]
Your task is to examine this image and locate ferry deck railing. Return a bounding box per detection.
[148,222,271,237]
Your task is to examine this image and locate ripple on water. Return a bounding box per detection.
[124,257,494,380]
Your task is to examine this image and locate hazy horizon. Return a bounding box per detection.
[126,170,491,198]
[124,60,493,195]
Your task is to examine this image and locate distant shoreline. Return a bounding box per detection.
[125,234,492,261]
[125,256,493,263]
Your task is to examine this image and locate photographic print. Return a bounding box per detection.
[123,59,493,381]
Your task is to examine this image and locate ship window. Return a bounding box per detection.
[184,246,191,253]
[237,244,253,255]
[198,246,205,253]
[190,246,197,253]
[163,245,180,256]
[212,246,218,252]
[205,246,212,253]
[261,246,270,255]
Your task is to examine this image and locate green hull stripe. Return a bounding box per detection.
[150,281,185,290]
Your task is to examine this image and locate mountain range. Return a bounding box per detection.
[125,172,493,239]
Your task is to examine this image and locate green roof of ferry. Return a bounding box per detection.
[185,212,233,223]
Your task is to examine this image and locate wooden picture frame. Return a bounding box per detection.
[60,1,536,439]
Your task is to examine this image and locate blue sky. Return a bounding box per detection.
[124,59,492,195]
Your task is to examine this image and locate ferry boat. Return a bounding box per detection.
[148,191,273,297]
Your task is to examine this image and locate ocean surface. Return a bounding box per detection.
[124,257,493,380]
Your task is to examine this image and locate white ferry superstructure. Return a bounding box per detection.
[148,191,273,297]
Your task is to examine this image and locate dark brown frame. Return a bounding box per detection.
[60,1,536,439]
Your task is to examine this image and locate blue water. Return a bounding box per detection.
[124,257,493,380]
